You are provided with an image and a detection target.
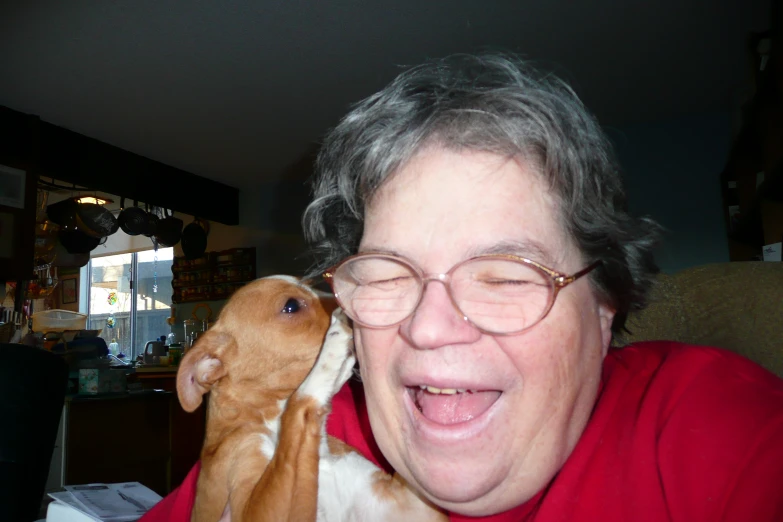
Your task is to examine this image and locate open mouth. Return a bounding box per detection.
[407,385,502,425]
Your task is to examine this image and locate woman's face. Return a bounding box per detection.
[355,147,615,516]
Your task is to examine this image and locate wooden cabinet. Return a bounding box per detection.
[134,370,206,489]
[58,384,205,496]
[63,393,172,495]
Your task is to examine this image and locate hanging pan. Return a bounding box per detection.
[52,237,89,268]
[181,217,209,260]
[154,209,183,247]
[58,228,101,254]
[143,203,159,238]
[117,199,149,236]
[46,198,78,229]
[74,200,118,239]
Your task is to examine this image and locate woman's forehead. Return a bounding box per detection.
[361,147,575,269]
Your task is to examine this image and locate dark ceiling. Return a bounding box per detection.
[0,1,771,192]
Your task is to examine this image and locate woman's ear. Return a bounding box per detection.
[598,303,616,358]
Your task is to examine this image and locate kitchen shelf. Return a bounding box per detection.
[171,248,256,304]
[172,266,213,274]
[171,279,212,288]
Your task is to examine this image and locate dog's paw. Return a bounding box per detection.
[298,308,355,406]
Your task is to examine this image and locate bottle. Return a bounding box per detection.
[168,343,183,366]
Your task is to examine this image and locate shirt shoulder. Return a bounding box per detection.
[604,341,783,427]
[605,341,783,521]
[139,461,199,522]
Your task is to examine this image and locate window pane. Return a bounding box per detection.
[88,253,133,358]
[134,248,174,356]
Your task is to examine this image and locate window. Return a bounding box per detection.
[86,248,174,360]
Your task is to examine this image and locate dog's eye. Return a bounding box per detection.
[282,298,301,313]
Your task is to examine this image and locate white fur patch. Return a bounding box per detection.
[298,311,354,407]
[259,398,287,460]
[264,274,320,297]
[317,452,402,522]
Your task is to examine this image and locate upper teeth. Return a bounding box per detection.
[419,385,473,394]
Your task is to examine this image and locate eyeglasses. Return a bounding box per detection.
[323,253,601,335]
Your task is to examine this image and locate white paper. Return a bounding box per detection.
[48,494,103,522]
[762,243,782,262]
[49,482,161,522]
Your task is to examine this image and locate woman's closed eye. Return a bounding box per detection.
[480,277,531,286]
[364,276,415,289]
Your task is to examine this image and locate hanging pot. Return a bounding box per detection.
[181,217,208,260]
[195,218,210,235]
[74,200,119,238]
[117,199,149,236]
[58,228,101,254]
[46,198,79,229]
[143,203,159,238]
[154,209,183,248]
[52,238,90,268]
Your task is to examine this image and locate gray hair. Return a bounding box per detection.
[303,53,661,333]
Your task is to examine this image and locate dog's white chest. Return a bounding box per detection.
[316,450,397,522]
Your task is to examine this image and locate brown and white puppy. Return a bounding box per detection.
[177,275,447,522]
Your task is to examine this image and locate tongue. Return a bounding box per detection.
[414,389,501,425]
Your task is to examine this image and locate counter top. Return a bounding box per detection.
[66,389,172,402]
[135,366,178,373]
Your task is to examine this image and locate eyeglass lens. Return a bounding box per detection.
[332,255,553,333]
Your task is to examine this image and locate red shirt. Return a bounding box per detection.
[141,341,783,521]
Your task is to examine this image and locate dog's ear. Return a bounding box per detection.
[176,330,235,412]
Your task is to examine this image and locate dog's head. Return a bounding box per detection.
[176,275,338,412]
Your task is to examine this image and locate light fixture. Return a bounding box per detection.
[74,196,114,205]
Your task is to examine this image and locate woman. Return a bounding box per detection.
[143,54,783,521]
[303,53,783,520]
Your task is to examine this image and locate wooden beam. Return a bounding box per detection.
[2,106,240,225]
[0,107,39,281]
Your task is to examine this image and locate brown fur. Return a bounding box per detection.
[177,276,446,522]
[177,278,336,522]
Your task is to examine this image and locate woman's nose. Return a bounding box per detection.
[401,279,481,350]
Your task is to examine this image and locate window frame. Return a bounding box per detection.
[85,248,172,361]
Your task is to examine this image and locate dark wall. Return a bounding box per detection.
[611,111,733,273]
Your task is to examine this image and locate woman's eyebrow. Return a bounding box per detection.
[356,246,403,257]
[359,240,559,267]
[469,240,558,267]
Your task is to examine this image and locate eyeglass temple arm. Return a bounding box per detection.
[555,260,602,288]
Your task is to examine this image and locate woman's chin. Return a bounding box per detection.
[408,462,512,517]
[422,465,498,501]
[395,390,514,514]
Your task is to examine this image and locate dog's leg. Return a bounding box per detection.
[220,432,293,522]
[239,310,355,522]
[235,395,325,522]
[297,309,355,406]
[190,456,231,522]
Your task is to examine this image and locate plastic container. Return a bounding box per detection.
[31,309,88,333]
